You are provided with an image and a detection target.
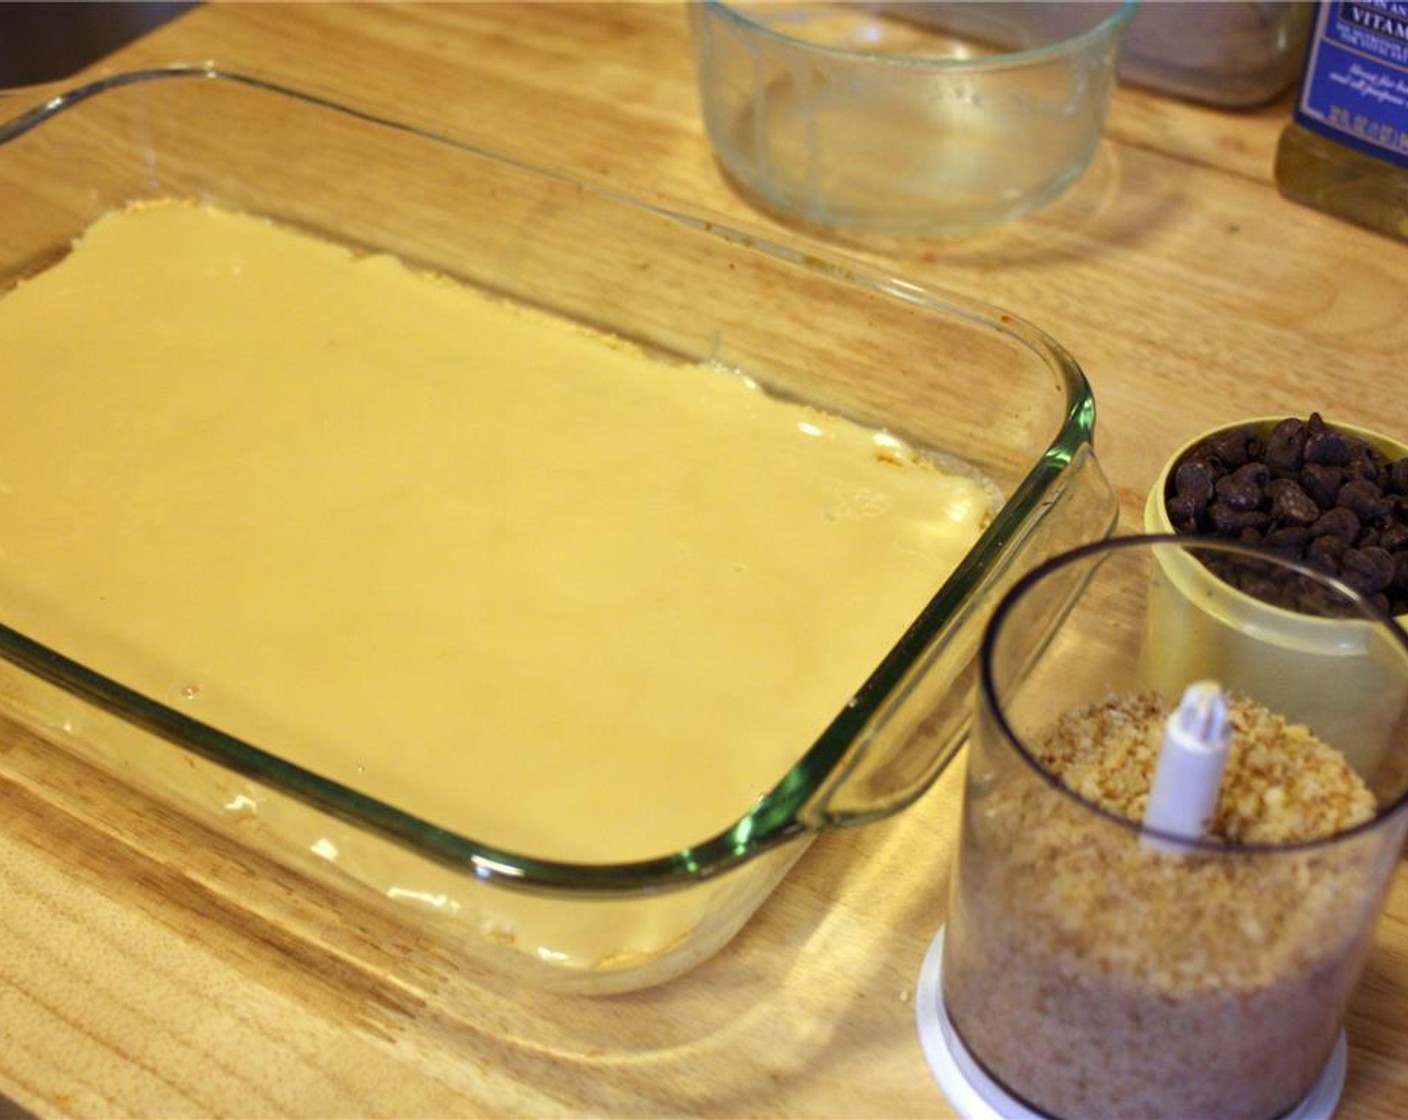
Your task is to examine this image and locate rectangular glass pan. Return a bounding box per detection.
[0,68,1116,993]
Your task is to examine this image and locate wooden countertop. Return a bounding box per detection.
[2,4,1407,1117]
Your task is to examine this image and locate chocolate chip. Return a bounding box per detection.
[1215,462,1270,512]
[1390,457,1408,496]
[1209,503,1269,535]
[1344,432,1373,460]
[1166,492,1202,534]
[1267,478,1319,525]
[1340,546,1397,596]
[1347,449,1382,483]
[1310,506,1361,543]
[1174,458,1216,506]
[1238,570,1281,601]
[1300,463,1344,510]
[1206,427,1258,470]
[1380,522,1408,552]
[1264,418,1306,476]
[1293,577,1349,617]
[1264,525,1312,555]
[1307,533,1348,574]
[1305,428,1351,466]
[1338,479,1393,522]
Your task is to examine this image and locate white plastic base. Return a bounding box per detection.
[915,925,1347,1120]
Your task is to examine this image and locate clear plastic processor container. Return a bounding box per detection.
[945,536,1408,1120]
[0,67,1116,994]
[690,1,1134,235]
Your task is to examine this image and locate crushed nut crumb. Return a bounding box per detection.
[1035,691,1374,844]
[944,690,1388,1120]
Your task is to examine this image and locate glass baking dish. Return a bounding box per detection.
[0,67,1116,994]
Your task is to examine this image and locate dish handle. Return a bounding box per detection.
[797,442,1119,830]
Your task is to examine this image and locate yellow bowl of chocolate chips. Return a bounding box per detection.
[1143,413,1408,765]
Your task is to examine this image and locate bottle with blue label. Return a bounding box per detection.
[1275,1,1408,239]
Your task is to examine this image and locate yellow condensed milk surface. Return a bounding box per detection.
[0,202,992,864]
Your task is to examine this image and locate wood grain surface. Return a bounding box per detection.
[2,4,1407,1117]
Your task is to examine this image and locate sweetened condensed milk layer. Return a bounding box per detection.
[0,202,993,864]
